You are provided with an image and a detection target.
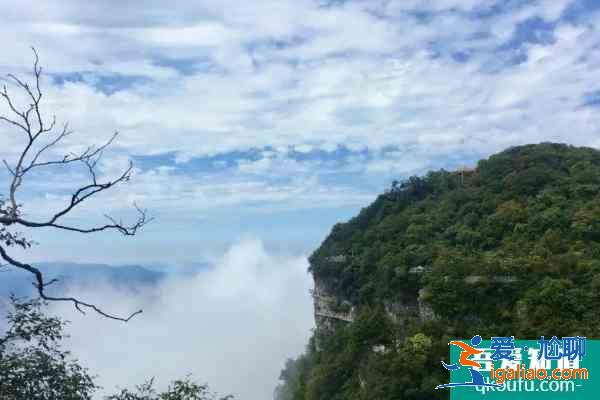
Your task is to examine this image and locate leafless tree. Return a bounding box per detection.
[0,48,151,322]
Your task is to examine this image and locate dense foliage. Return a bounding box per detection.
[0,296,98,400]
[107,378,233,400]
[277,143,600,399]
[0,297,231,400]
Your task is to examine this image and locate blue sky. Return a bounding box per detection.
[1,0,600,264]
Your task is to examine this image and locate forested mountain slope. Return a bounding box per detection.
[276,143,600,400]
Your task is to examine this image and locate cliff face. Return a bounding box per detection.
[311,276,354,350]
[311,267,433,348]
[278,143,600,400]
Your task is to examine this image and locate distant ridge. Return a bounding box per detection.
[0,261,209,298]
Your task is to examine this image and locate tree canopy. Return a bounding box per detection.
[0,297,232,400]
[280,143,600,399]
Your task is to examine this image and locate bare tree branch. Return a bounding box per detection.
[0,47,150,322]
[11,203,152,235]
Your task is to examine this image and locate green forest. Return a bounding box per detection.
[276,143,600,400]
[0,296,233,399]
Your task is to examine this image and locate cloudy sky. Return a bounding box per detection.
[1,0,599,264]
[1,0,600,398]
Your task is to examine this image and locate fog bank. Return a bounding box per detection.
[49,238,314,400]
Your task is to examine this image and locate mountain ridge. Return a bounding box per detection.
[0,261,210,298]
[276,142,600,400]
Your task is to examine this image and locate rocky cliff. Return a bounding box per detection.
[277,143,600,400]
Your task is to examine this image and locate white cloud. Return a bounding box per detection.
[1,0,600,260]
[48,238,314,400]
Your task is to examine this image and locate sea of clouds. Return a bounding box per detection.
[45,238,314,400]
